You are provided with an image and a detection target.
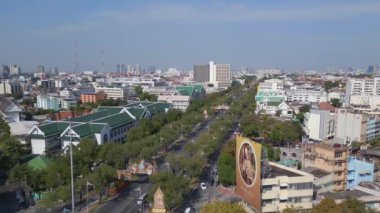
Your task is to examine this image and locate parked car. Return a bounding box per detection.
[200,182,207,190]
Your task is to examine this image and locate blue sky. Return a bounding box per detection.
[1,0,380,72]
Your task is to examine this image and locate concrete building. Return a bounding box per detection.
[2,65,10,78]
[36,95,61,111]
[0,97,21,123]
[334,109,380,144]
[286,85,327,103]
[193,64,210,83]
[157,85,205,111]
[303,104,335,142]
[10,64,21,75]
[80,92,106,104]
[95,86,129,100]
[345,76,380,109]
[60,98,77,110]
[261,162,314,212]
[347,156,375,189]
[0,80,22,95]
[302,167,335,194]
[214,63,231,88]
[258,79,284,92]
[303,143,348,191]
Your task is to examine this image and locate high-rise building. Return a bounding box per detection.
[2,65,10,78]
[194,61,231,87]
[214,63,231,88]
[37,65,45,73]
[148,65,156,73]
[135,64,140,75]
[10,64,21,75]
[127,65,132,73]
[193,64,210,83]
[367,65,379,74]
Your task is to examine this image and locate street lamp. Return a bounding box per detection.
[68,119,75,212]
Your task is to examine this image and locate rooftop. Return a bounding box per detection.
[302,167,331,178]
[269,163,302,178]
[321,190,371,200]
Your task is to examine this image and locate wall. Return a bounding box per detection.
[347,157,374,189]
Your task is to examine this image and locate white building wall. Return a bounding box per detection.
[335,109,363,143]
[31,139,47,155]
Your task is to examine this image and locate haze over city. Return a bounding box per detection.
[1,0,380,71]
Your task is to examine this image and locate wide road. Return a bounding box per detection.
[95,114,220,213]
[96,180,153,213]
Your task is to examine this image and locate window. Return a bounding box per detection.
[292,153,297,157]
[283,152,287,156]
[289,183,313,190]
[335,152,342,158]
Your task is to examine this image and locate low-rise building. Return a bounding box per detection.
[80,92,106,104]
[302,167,335,194]
[261,162,314,212]
[286,85,327,103]
[36,95,61,111]
[157,85,204,111]
[347,156,374,189]
[95,86,129,100]
[29,101,172,155]
[303,143,348,191]
[60,98,77,110]
[0,97,21,123]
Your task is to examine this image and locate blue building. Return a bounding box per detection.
[347,156,374,189]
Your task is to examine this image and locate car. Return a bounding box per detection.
[184,207,192,213]
[200,182,207,190]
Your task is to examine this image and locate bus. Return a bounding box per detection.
[136,193,147,205]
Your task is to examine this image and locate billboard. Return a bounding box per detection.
[236,135,262,212]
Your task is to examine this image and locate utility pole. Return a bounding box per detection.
[69,119,75,212]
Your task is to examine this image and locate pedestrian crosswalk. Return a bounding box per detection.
[192,199,209,210]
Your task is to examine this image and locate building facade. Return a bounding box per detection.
[303,109,335,141]
[193,64,210,83]
[36,95,61,111]
[0,80,22,95]
[347,156,374,189]
[303,143,348,191]
[80,92,106,104]
[261,162,314,212]
[95,86,129,100]
[345,76,380,109]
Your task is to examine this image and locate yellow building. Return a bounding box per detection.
[303,143,348,191]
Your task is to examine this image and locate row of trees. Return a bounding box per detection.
[284,198,375,213]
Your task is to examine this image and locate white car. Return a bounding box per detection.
[184,207,192,213]
[200,182,207,190]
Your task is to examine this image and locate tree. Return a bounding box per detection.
[330,98,341,108]
[339,198,367,213]
[74,138,99,174]
[312,198,342,213]
[0,137,27,170]
[200,201,245,213]
[218,153,235,186]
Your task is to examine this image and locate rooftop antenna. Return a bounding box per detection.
[75,40,78,73]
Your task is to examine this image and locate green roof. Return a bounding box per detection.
[190,85,204,94]
[175,86,194,96]
[145,102,171,115]
[94,112,134,128]
[96,106,124,114]
[38,122,70,137]
[267,101,282,106]
[70,110,113,122]
[27,156,52,170]
[126,107,146,119]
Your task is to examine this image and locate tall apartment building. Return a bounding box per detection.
[345,76,380,109]
[194,61,231,88]
[10,64,21,75]
[193,64,210,83]
[0,80,22,95]
[303,103,336,142]
[303,143,348,191]
[2,65,10,78]
[95,86,129,100]
[37,65,45,73]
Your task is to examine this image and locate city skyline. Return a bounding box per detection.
[1,1,380,71]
